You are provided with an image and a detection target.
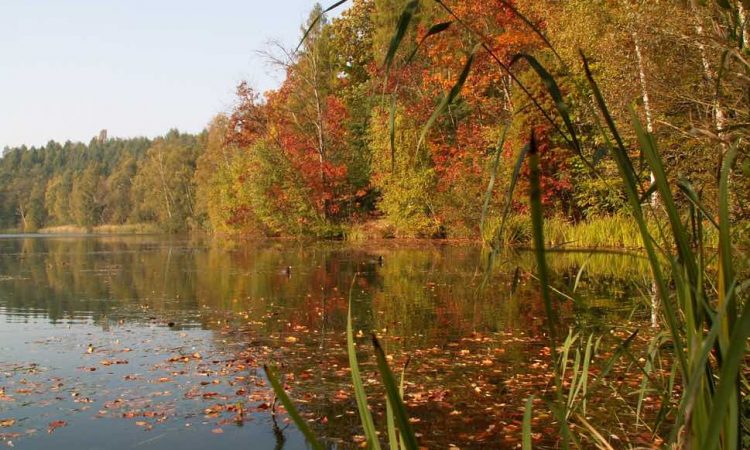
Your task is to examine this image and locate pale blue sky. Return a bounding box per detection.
[0,1,341,149]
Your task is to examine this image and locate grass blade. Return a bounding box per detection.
[572,255,591,293]
[398,359,409,450]
[416,49,476,155]
[492,141,530,250]
[263,365,326,450]
[700,295,750,450]
[384,0,419,74]
[296,0,350,51]
[718,145,738,330]
[631,107,699,298]
[432,0,573,152]
[581,51,689,380]
[527,130,577,448]
[511,53,580,151]
[510,53,598,176]
[522,396,534,450]
[386,358,410,450]
[677,179,720,230]
[348,277,382,450]
[386,395,398,450]
[406,21,452,64]
[371,336,418,450]
[528,130,558,334]
[498,0,562,62]
[389,94,397,173]
[480,122,511,237]
[575,414,615,450]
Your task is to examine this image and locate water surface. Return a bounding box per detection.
[0,236,655,449]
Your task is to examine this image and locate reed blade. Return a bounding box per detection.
[406,21,452,64]
[416,49,476,155]
[348,277,382,450]
[296,0,350,51]
[480,122,511,238]
[371,336,418,450]
[384,0,419,74]
[263,365,325,450]
[522,396,534,450]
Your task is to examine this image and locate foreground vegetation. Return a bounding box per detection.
[261,1,750,449]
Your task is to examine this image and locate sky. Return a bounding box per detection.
[0,0,343,149]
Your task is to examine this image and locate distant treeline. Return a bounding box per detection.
[2,0,749,237]
[0,131,203,232]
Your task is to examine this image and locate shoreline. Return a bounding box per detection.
[1,214,739,251]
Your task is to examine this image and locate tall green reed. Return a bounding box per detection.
[266,1,748,449]
[386,0,747,447]
[264,274,417,449]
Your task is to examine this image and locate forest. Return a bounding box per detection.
[1,1,749,449]
[1,0,748,242]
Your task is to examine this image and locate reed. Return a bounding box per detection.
[510,49,747,450]
[266,1,748,449]
[414,0,747,447]
[265,275,416,449]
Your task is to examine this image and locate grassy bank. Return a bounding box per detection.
[483,214,726,249]
[347,214,728,250]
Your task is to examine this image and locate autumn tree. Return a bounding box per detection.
[44,173,73,225]
[194,114,261,233]
[69,163,103,229]
[131,131,202,232]
[102,156,137,225]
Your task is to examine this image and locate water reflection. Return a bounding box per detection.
[0,237,652,329]
[0,236,655,449]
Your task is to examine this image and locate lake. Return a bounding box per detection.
[0,235,658,449]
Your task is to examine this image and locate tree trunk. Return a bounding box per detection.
[633,29,659,206]
[739,2,749,49]
[309,47,329,219]
[18,203,28,232]
[156,150,173,221]
[692,8,727,141]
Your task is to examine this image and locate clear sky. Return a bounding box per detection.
[0,0,340,149]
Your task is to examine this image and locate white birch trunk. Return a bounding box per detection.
[633,30,659,206]
[739,2,749,49]
[693,11,727,141]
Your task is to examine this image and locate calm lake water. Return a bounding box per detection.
[0,236,656,449]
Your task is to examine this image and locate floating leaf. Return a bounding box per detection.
[47,421,67,434]
[0,418,15,428]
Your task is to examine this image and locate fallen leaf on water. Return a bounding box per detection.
[211,428,224,434]
[0,419,15,427]
[47,421,67,433]
[100,360,128,366]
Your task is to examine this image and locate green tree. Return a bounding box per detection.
[103,156,137,224]
[44,172,73,225]
[131,131,201,232]
[369,106,439,237]
[194,115,244,232]
[69,164,102,229]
